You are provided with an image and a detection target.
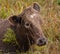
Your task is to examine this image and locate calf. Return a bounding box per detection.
[0,3,47,53]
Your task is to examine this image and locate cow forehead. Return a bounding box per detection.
[26,12,39,20]
[30,13,36,18]
[22,8,40,23]
[24,7,39,19]
[24,13,40,25]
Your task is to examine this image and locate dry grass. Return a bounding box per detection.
[0,0,60,54]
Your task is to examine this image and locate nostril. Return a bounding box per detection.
[37,38,46,46]
[39,40,43,44]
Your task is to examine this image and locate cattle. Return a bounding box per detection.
[0,2,47,53]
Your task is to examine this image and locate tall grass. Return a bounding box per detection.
[0,0,60,54]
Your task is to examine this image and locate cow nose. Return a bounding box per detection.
[37,38,46,46]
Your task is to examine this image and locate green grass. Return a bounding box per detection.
[3,28,16,43]
[0,0,60,54]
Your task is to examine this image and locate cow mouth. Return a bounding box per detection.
[36,37,47,46]
[27,28,47,46]
[37,41,46,46]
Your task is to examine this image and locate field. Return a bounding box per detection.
[0,0,60,54]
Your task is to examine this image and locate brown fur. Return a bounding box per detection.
[0,3,47,53]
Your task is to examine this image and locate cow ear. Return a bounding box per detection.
[33,2,40,11]
[9,15,18,25]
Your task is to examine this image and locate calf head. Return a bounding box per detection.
[9,3,47,52]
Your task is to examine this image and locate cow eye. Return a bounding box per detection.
[25,22,30,28]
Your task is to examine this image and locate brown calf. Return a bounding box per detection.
[0,2,47,53]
